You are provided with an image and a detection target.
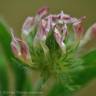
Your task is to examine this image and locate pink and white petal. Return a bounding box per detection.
[34,21,47,42]
[59,11,71,21]
[58,12,72,24]
[54,27,66,53]
[62,24,67,40]
[51,14,60,20]
[22,16,34,36]
[45,15,52,32]
[41,19,47,28]
[59,11,65,19]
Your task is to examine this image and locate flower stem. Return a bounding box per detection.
[32,76,48,96]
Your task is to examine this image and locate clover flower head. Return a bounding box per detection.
[11,7,86,83]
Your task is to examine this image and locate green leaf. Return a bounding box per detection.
[0,19,13,59]
[0,19,33,96]
[0,51,9,96]
[82,49,96,65]
[73,50,96,87]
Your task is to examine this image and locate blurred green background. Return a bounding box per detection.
[0,0,96,96]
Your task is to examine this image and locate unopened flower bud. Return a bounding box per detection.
[79,23,96,47]
[73,20,84,41]
[11,32,31,63]
[91,23,96,40]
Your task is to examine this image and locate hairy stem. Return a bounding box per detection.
[32,76,48,96]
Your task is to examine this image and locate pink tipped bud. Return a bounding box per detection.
[17,39,31,60]
[37,7,49,18]
[11,32,31,62]
[11,38,31,60]
[79,23,96,48]
[73,21,84,40]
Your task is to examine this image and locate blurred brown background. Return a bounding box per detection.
[0,0,96,96]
